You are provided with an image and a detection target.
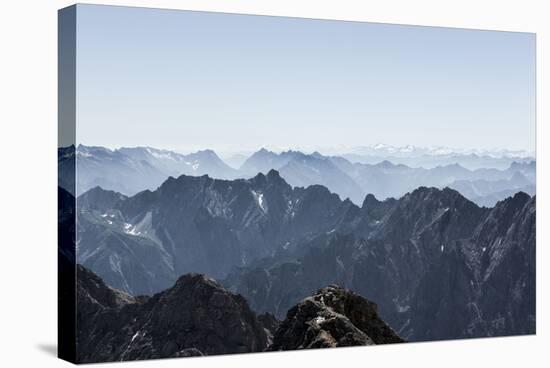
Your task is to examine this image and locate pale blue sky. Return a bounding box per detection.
[73,4,536,153]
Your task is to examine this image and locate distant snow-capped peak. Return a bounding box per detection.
[343,144,533,159]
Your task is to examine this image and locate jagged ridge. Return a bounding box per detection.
[76,265,403,362]
[270,285,404,350]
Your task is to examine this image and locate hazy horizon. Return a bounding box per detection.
[73,142,535,159]
[64,5,536,152]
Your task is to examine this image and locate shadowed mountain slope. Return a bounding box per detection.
[76,265,400,362]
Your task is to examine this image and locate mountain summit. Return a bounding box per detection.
[270,285,404,350]
[76,265,269,363]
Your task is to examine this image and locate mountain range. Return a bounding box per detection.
[59,145,240,196]
[241,148,535,206]
[67,168,535,343]
[336,144,534,170]
[225,188,535,341]
[234,144,534,170]
[59,145,535,207]
[76,170,357,294]
[337,143,534,159]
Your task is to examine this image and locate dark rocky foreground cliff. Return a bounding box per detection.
[76,265,402,363]
[270,285,403,350]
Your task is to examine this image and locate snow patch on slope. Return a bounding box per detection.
[251,190,267,212]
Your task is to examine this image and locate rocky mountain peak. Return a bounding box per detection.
[248,169,287,189]
[376,160,396,169]
[266,168,283,182]
[473,190,533,245]
[249,148,276,160]
[78,186,127,211]
[76,266,270,363]
[399,186,481,218]
[257,147,270,154]
[161,172,211,191]
[77,264,135,309]
[508,190,532,205]
[361,193,381,208]
[189,149,220,161]
[171,272,222,291]
[269,285,404,350]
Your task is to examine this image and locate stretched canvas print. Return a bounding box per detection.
[58,4,536,364]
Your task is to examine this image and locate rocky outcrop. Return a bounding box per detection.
[76,265,403,362]
[76,266,269,363]
[270,285,404,350]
